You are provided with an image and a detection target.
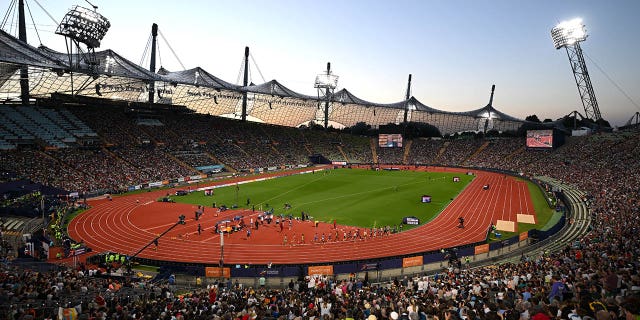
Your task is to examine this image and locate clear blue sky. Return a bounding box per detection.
[4,0,640,126]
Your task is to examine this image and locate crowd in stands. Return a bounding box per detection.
[436,139,486,167]
[407,139,444,165]
[376,147,404,165]
[466,138,524,170]
[1,105,639,319]
[337,134,373,164]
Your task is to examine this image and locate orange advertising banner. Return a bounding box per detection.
[308,265,334,275]
[402,255,423,268]
[474,244,490,255]
[205,267,230,278]
[519,232,529,241]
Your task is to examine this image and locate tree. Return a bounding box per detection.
[348,122,371,136]
[525,115,541,123]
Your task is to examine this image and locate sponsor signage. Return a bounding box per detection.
[474,244,490,255]
[402,256,423,268]
[308,265,334,276]
[205,267,230,278]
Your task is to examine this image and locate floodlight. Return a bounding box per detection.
[478,111,496,120]
[315,62,338,130]
[56,5,111,48]
[551,18,587,49]
[314,73,339,89]
[550,18,602,121]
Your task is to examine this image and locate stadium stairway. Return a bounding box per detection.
[303,143,313,156]
[434,141,450,162]
[164,152,200,175]
[402,139,413,164]
[337,145,350,163]
[270,144,281,157]
[504,146,525,162]
[370,138,378,164]
[204,151,235,173]
[234,142,253,160]
[39,150,82,174]
[462,140,490,166]
[101,147,137,169]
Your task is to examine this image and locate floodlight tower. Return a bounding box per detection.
[551,18,602,121]
[56,5,110,92]
[314,62,339,129]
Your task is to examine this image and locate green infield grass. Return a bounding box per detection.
[172,169,473,228]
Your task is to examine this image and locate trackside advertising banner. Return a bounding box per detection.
[195,167,321,192]
[474,244,490,255]
[402,256,423,268]
[205,267,231,278]
[308,265,334,276]
[126,174,208,192]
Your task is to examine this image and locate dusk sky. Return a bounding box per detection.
[4,0,640,127]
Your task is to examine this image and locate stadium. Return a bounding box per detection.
[1,1,640,319]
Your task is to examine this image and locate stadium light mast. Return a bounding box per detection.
[403,74,412,124]
[551,18,602,121]
[55,5,111,93]
[148,23,158,104]
[314,62,339,129]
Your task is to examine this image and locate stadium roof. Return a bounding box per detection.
[38,46,157,80]
[243,79,316,100]
[160,67,240,90]
[0,29,65,69]
[0,29,531,133]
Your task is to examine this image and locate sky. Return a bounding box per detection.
[3,0,640,127]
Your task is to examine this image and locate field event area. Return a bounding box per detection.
[172,168,474,229]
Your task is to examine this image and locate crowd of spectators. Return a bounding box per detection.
[407,138,444,165]
[436,139,486,166]
[2,124,639,319]
[376,147,404,165]
[466,138,524,169]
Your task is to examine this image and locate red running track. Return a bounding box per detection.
[68,167,535,265]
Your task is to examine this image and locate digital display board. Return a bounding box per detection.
[378,134,403,148]
[526,130,553,148]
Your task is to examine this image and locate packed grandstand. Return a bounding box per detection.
[2,5,640,320]
[1,104,639,319]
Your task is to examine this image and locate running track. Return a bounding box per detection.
[68,167,535,265]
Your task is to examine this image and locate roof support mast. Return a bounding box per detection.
[403,74,412,123]
[483,85,495,133]
[241,46,249,121]
[148,23,158,104]
[18,0,29,105]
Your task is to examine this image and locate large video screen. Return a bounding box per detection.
[378,134,403,148]
[526,130,553,148]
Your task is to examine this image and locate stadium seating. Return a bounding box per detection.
[1,104,639,320]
